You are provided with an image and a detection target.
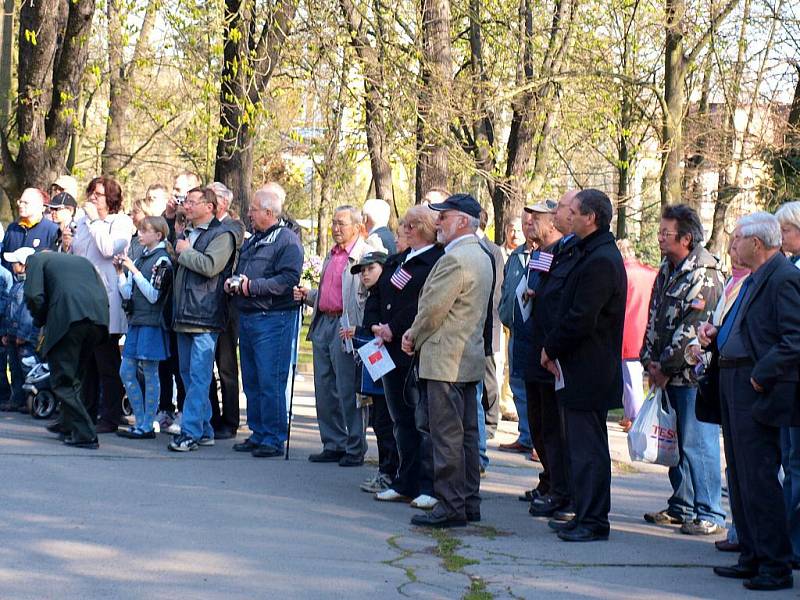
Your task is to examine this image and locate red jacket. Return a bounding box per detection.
[622,258,657,359]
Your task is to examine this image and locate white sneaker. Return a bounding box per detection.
[374,488,412,503]
[410,494,438,510]
[165,411,181,435]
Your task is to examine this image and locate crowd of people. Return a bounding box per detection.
[3,170,800,592]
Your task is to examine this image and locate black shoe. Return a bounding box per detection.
[715,540,741,553]
[116,428,156,439]
[251,444,282,458]
[214,428,237,440]
[308,449,346,463]
[743,574,793,591]
[233,438,259,452]
[466,512,481,523]
[557,525,609,542]
[529,495,568,517]
[411,508,467,529]
[338,454,364,467]
[62,435,99,449]
[518,488,543,502]
[46,422,66,434]
[95,420,119,434]
[713,565,759,579]
[548,518,577,532]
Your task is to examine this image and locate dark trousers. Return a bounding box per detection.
[526,381,571,501]
[49,322,106,442]
[383,364,433,497]
[423,379,480,519]
[159,331,185,413]
[562,406,611,531]
[82,333,124,426]
[209,311,240,432]
[0,347,10,405]
[483,354,499,437]
[720,365,792,576]
[525,380,550,495]
[369,394,399,477]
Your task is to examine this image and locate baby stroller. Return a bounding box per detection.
[20,356,134,420]
[21,355,57,419]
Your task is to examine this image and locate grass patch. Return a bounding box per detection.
[432,530,479,572]
[463,578,493,600]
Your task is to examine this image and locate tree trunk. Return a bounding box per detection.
[214,0,298,215]
[339,0,393,201]
[317,185,331,257]
[0,0,13,128]
[661,0,685,207]
[0,0,95,201]
[416,0,453,197]
[101,0,157,176]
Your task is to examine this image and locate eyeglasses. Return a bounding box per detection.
[88,190,106,198]
[657,230,679,239]
[437,211,461,222]
[402,222,418,230]
[331,220,353,229]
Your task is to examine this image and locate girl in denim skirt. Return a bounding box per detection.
[115,216,174,439]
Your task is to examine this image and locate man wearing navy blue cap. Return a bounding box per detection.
[402,194,494,528]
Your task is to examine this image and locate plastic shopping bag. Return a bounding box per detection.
[627,388,680,467]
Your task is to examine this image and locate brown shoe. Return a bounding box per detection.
[528,450,541,463]
[498,440,533,454]
[715,539,741,552]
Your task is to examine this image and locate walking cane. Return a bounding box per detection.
[285,305,303,460]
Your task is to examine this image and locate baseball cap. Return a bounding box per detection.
[524,199,558,214]
[3,247,36,265]
[350,251,389,274]
[47,191,78,210]
[427,193,482,219]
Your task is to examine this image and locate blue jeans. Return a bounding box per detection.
[176,332,218,441]
[666,384,725,525]
[240,310,295,449]
[120,358,160,432]
[477,381,489,469]
[507,336,531,447]
[781,427,800,561]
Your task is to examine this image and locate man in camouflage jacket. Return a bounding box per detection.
[640,204,726,535]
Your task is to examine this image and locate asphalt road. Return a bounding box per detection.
[0,377,793,599]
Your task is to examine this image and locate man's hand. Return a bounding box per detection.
[751,378,764,393]
[647,361,669,389]
[540,348,561,379]
[697,321,717,348]
[338,326,356,341]
[401,330,415,356]
[293,285,308,302]
[165,197,177,219]
[175,239,190,254]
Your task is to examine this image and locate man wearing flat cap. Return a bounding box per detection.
[402,193,494,528]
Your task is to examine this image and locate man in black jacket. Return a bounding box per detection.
[540,189,627,542]
[24,252,109,448]
[699,212,800,591]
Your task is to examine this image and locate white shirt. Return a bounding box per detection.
[405,244,435,262]
[444,234,476,253]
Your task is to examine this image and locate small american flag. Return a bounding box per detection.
[528,251,554,273]
[390,266,412,290]
[368,351,382,365]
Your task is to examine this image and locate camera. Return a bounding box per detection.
[228,275,243,293]
[174,194,186,205]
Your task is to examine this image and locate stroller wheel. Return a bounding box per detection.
[122,395,133,417]
[32,391,57,420]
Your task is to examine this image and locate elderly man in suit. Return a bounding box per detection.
[401,194,494,528]
[699,212,800,591]
[296,205,375,466]
[24,252,110,449]
[541,189,627,542]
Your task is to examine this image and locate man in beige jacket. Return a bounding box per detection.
[402,194,494,528]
